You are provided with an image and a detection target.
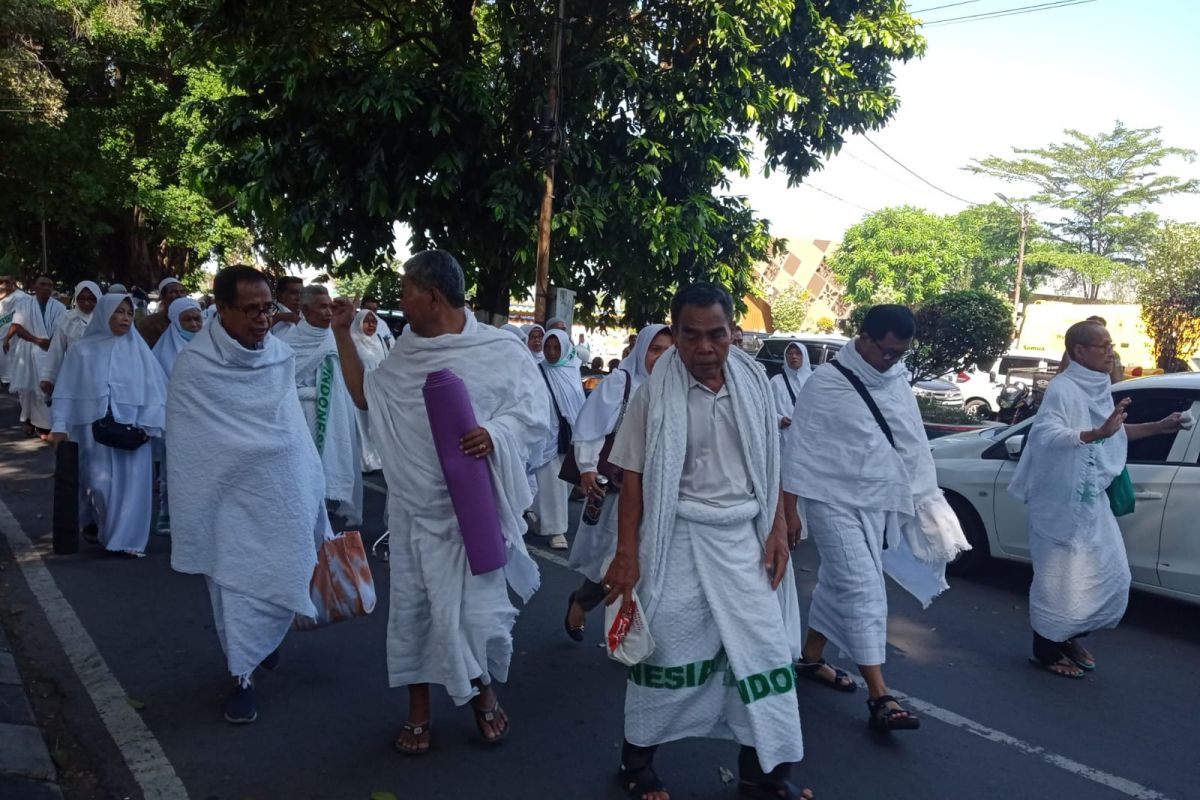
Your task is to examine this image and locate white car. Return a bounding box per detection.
[931,373,1200,606]
[953,351,1062,417]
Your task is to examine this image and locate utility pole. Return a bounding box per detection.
[1012,205,1028,329]
[533,0,565,323]
[40,200,48,273]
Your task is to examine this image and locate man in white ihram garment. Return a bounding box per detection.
[331,249,552,756]
[280,284,363,527]
[169,265,331,724]
[602,284,811,800]
[1009,320,1185,678]
[782,305,969,733]
[4,275,66,433]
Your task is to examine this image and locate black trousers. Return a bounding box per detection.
[1032,630,1089,664]
[573,578,609,612]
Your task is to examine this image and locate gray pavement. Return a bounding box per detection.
[0,393,1198,799]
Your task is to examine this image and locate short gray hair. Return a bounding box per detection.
[404,250,465,308]
[299,284,330,308]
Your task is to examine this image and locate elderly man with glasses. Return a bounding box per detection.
[780,304,969,734]
[1010,320,1185,679]
[168,265,334,723]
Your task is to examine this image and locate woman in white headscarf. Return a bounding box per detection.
[152,297,203,378]
[525,324,546,363]
[529,328,585,549]
[47,294,168,557]
[39,281,101,396]
[350,308,386,472]
[562,323,673,640]
[149,297,202,534]
[770,342,813,428]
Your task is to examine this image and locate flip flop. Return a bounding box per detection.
[471,700,509,745]
[1062,640,1096,671]
[394,720,432,756]
[1028,656,1085,680]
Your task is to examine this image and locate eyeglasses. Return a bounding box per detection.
[871,339,911,360]
[1082,342,1115,353]
[233,303,276,319]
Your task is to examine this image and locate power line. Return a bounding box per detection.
[801,182,873,213]
[861,134,979,206]
[910,0,987,13]
[923,0,1096,26]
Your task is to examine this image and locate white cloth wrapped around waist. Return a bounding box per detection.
[676,498,761,527]
[902,492,972,564]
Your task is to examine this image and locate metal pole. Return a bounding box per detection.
[1011,206,1027,345]
[533,0,564,323]
[40,202,48,273]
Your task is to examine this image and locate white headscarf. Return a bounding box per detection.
[501,323,524,341]
[152,297,201,378]
[350,309,386,371]
[49,294,167,435]
[158,276,182,293]
[540,328,586,423]
[107,283,127,294]
[781,342,812,393]
[545,317,568,332]
[526,323,546,363]
[573,323,668,442]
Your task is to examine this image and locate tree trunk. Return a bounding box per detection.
[475,257,514,323]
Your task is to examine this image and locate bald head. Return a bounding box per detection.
[1065,321,1106,353]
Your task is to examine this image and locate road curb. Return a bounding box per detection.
[0,624,63,797]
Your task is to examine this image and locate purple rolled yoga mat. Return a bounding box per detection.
[423,368,507,575]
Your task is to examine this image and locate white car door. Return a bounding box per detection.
[1154,395,1200,596]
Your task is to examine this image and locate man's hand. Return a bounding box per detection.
[330,298,356,333]
[783,498,803,549]
[460,426,493,459]
[780,417,792,429]
[1157,411,1186,435]
[602,550,639,608]
[46,432,67,444]
[580,470,606,499]
[1094,397,1131,439]
[763,531,790,590]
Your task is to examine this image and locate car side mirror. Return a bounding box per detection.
[1005,434,1026,460]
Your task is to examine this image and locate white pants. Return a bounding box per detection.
[533,454,570,536]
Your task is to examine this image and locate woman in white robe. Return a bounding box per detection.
[349,309,385,472]
[562,324,672,640]
[525,323,545,363]
[39,281,100,395]
[530,329,585,549]
[149,297,203,534]
[48,294,167,557]
[769,342,812,427]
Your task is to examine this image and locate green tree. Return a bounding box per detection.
[953,202,1053,299]
[175,0,924,325]
[769,285,812,332]
[968,121,1199,299]
[0,0,249,288]
[828,206,973,307]
[1139,224,1200,370]
[908,290,1011,384]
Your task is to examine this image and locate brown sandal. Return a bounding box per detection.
[471,700,509,744]
[394,720,432,756]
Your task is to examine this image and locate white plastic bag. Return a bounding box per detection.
[604,589,656,666]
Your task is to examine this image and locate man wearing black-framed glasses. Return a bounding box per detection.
[781,304,969,734]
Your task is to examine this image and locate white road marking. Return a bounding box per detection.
[0,498,188,799]
[360,478,1179,799]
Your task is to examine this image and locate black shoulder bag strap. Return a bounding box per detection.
[783,373,797,406]
[830,360,895,548]
[830,361,894,448]
[538,362,565,418]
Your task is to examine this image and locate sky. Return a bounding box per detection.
[728,0,1200,242]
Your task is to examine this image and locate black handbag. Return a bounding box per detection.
[92,406,150,451]
[559,368,631,491]
[538,364,574,455]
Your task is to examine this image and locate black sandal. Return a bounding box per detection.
[739,779,814,799]
[795,658,857,693]
[867,694,920,732]
[471,699,509,744]
[737,747,814,799]
[394,720,432,756]
[563,592,584,642]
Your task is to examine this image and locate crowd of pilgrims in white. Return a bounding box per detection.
[0,254,1160,800]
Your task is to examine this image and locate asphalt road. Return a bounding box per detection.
[1,395,1198,800]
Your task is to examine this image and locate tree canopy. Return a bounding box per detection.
[908,290,1012,384]
[0,0,248,288]
[165,0,924,324]
[1139,223,1200,370]
[968,121,1199,299]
